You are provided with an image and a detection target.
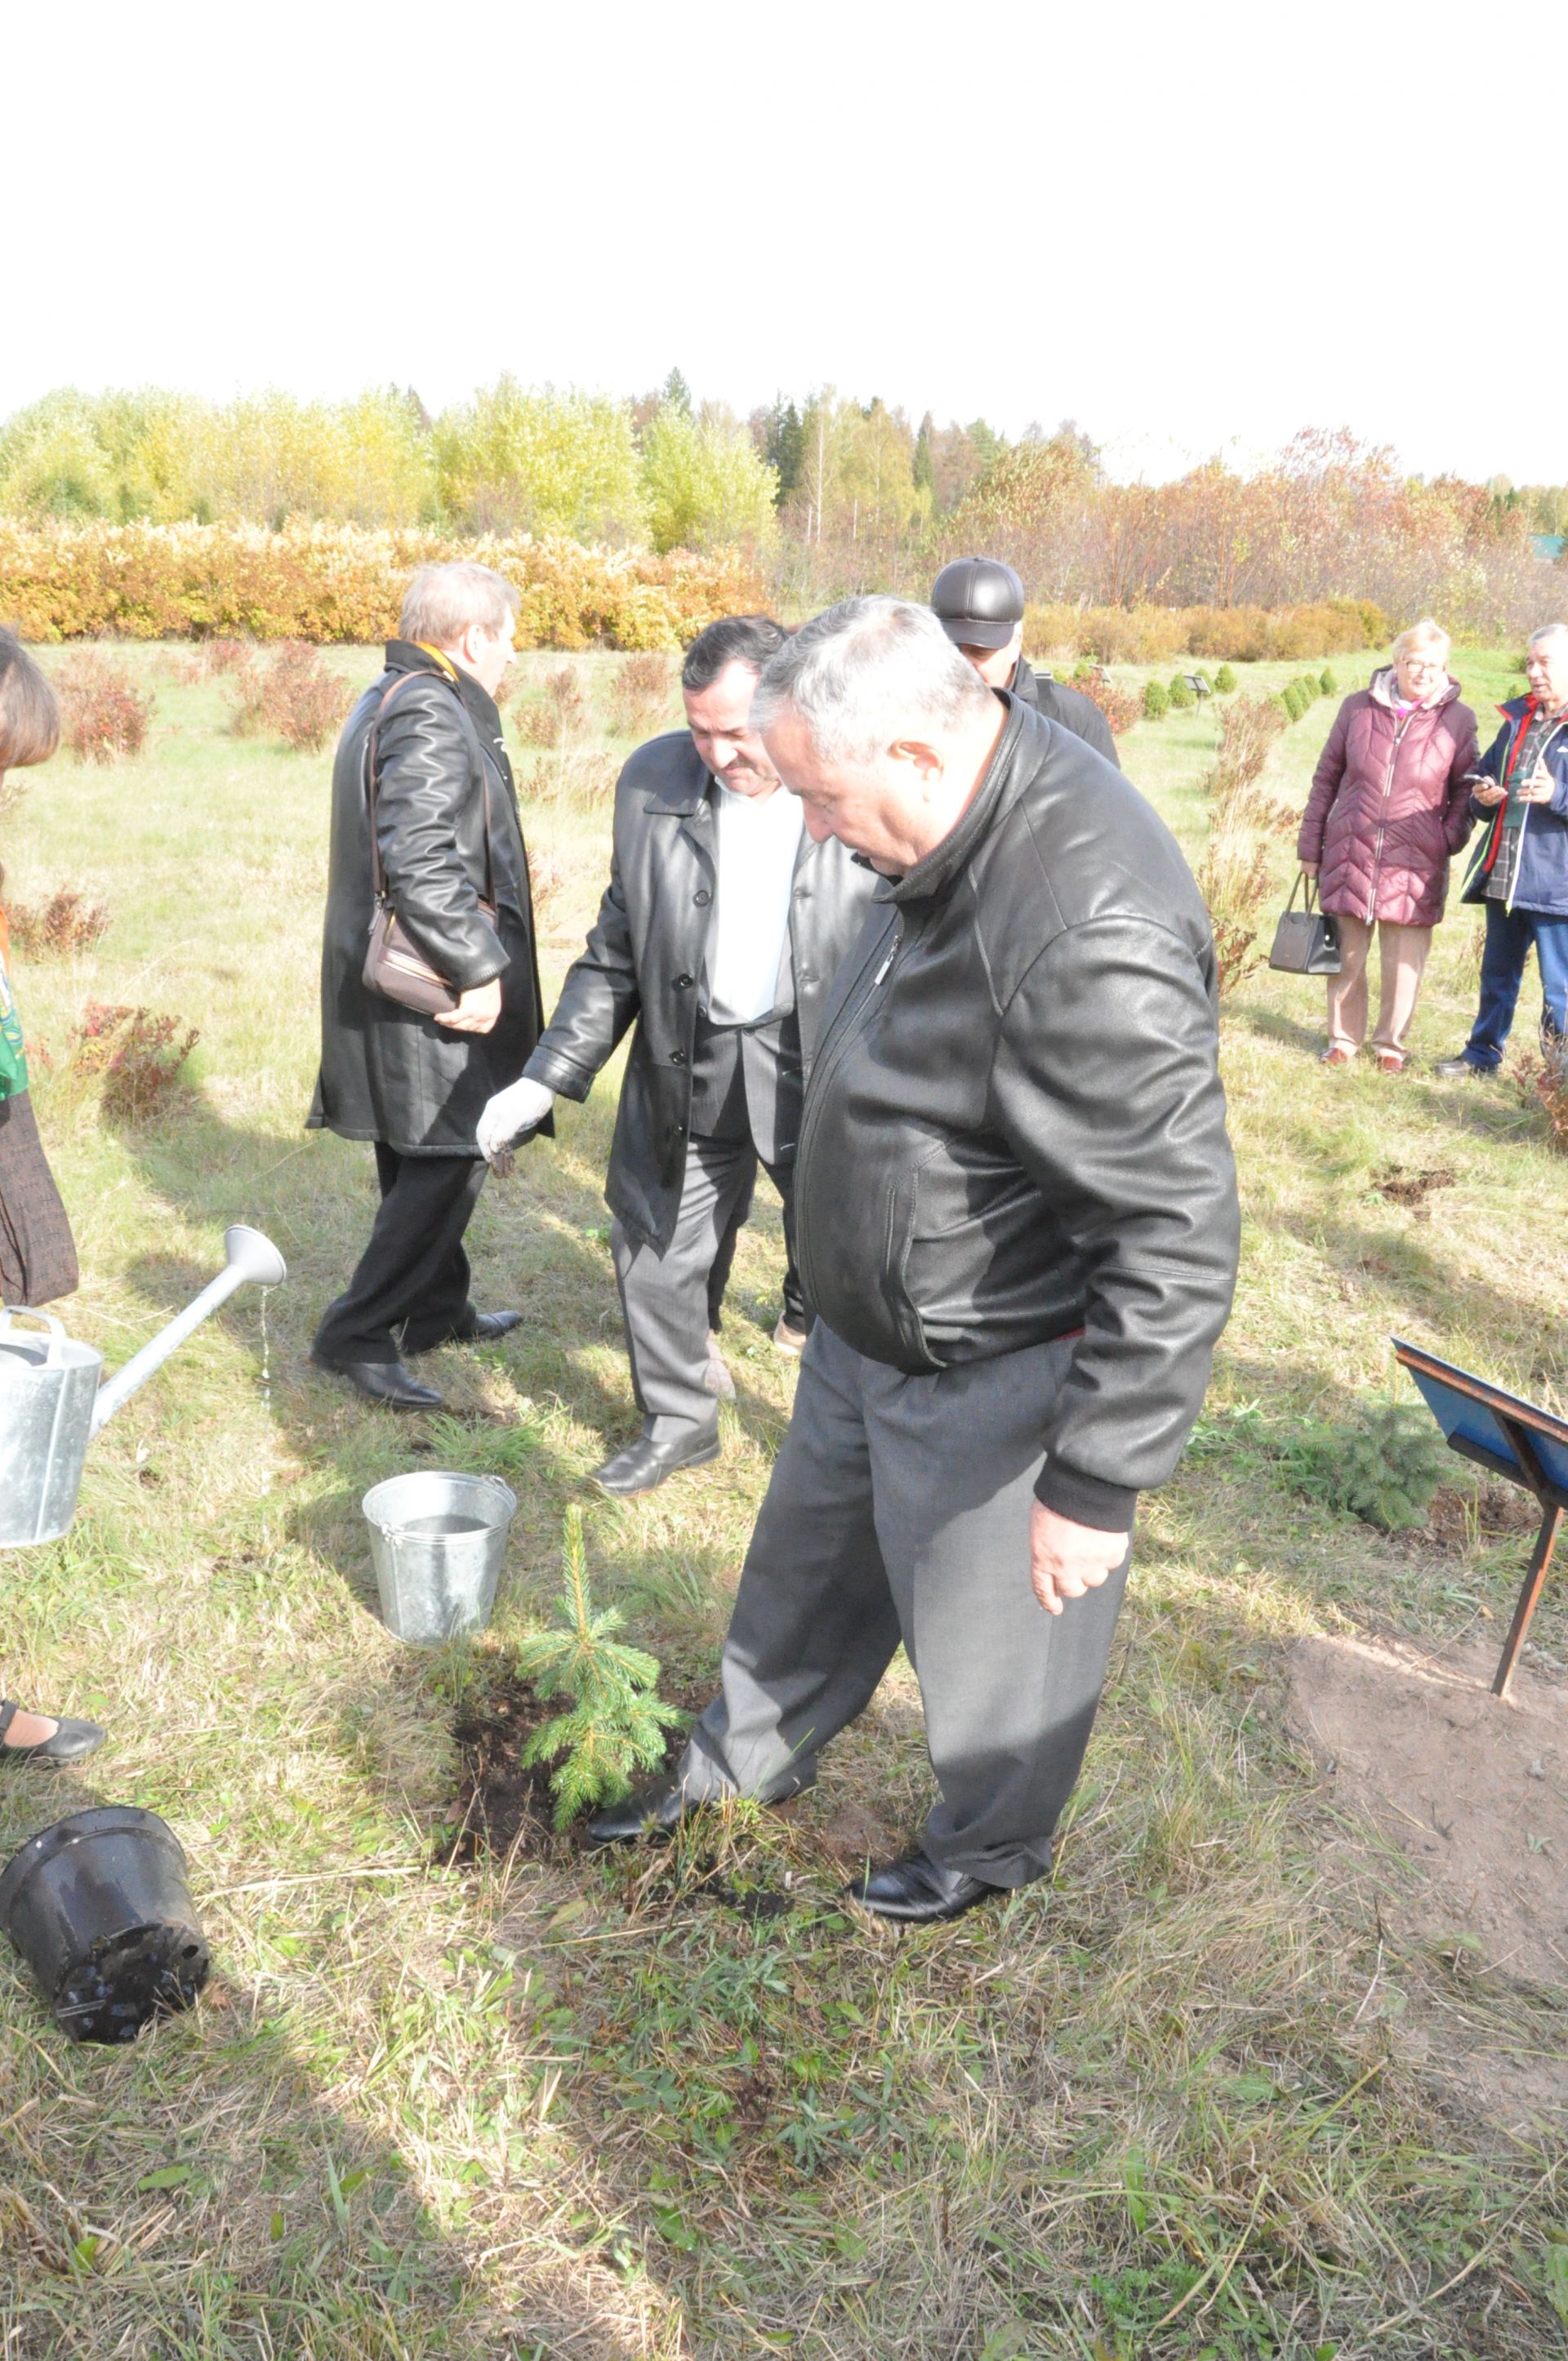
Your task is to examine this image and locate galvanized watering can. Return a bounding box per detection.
[0,1224,286,1548]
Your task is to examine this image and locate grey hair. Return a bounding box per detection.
[1527,621,1568,651]
[399,561,519,648]
[1390,616,1450,664]
[752,596,996,765]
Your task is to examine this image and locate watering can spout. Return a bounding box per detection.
[88,1226,287,1438]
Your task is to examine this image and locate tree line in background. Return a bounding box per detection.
[1,377,1563,634]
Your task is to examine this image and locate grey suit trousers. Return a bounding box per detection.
[612,1013,804,1446]
[680,1322,1130,1887]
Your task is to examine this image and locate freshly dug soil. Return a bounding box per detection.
[1286,1629,1568,1990]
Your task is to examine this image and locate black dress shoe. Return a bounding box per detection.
[0,1700,106,1765]
[591,1430,720,1496]
[586,1780,700,1844]
[845,1846,1000,1926]
[455,1309,523,1343]
[312,1355,443,1410]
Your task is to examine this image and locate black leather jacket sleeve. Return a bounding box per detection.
[375,681,508,992]
[523,849,643,1102]
[990,915,1239,1529]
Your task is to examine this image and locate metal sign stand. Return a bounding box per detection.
[1394,1338,1568,1699]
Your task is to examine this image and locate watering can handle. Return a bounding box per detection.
[0,1305,68,1365]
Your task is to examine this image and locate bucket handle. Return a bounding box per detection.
[0,1306,69,1365]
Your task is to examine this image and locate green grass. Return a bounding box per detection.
[2,641,1566,2357]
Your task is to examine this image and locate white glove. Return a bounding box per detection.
[476,1076,555,1169]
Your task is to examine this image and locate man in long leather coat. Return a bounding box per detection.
[308,563,546,1409]
[932,555,1120,768]
[589,599,1238,1925]
[477,615,877,1496]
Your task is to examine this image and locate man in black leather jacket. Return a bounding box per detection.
[590,597,1238,1925]
[932,555,1121,768]
[477,617,878,1496]
[308,563,546,1410]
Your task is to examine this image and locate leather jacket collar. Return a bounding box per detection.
[384,639,512,790]
[883,693,1027,907]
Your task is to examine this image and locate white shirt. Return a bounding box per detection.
[705,780,804,1025]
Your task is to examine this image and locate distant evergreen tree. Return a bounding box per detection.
[761,398,805,506]
[661,368,693,419]
[913,412,936,501]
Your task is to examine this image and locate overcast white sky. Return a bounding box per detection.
[7,0,1557,486]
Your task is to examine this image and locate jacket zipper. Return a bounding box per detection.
[1366,707,1415,922]
[795,914,905,1296]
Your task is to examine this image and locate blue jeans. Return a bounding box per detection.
[1463,902,1568,1069]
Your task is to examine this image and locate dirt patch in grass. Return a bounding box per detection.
[1401,1479,1541,1557]
[1372,1164,1457,1219]
[1286,1629,1568,1990]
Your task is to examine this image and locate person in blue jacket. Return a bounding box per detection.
[1437,623,1568,1076]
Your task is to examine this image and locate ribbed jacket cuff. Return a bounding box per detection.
[1033,1461,1138,1534]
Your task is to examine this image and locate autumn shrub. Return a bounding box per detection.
[514,664,587,751]
[1205,695,1289,834]
[608,651,675,740]
[1063,672,1141,738]
[527,848,566,936]
[225,642,352,749]
[1513,1053,1568,1155]
[1214,663,1238,693]
[7,889,109,959]
[69,1001,198,1123]
[1168,675,1196,710]
[56,650,155,762]
[1143,679,1169,722]
[0,522,764,651]
[1196,832,1272,996]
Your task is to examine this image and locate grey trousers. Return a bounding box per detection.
[680,1322,1130,1887]
[611,1134,802,1447]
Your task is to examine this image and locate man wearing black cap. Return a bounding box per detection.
[932,556,1120,770]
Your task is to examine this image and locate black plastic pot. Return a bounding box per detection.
[0,1806,209,2044]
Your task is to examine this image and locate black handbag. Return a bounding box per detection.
[1268,872,1342,975]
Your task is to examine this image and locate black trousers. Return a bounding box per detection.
[314,1144,488,1366]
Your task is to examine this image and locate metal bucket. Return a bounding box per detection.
[361,1470,517,1644]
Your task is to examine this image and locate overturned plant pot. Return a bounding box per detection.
[0,1806,210,2044]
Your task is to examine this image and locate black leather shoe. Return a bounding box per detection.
[0,1700,106,1765]
[456,1309,523,1343]
[591,1431,720,1496]
[312,1355,443,1410]
[845,1846,1000,1926]
[586,1780,701,1844]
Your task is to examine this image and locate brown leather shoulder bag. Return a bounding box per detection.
[360,671,497,1018]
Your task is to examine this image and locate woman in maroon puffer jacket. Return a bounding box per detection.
[1297,619,1478,1071]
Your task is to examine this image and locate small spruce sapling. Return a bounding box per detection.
[1168,675,1196,710]
[514,1506,684,1828]
[1214,664,1238,693]
[1320,668,1337,697]
[1290,1402,1450,1532]
[1143,679,1169,721]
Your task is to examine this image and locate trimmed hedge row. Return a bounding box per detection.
[0,523,766,649]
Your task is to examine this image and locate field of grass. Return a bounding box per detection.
[2,639,1567,2359]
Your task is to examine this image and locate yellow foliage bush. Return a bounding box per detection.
[1025,600,1388,666]
[0,523,765,651]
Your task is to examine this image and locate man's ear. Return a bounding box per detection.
[890,737,944,790]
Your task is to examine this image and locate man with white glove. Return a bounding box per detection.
[479,613,877,1495]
